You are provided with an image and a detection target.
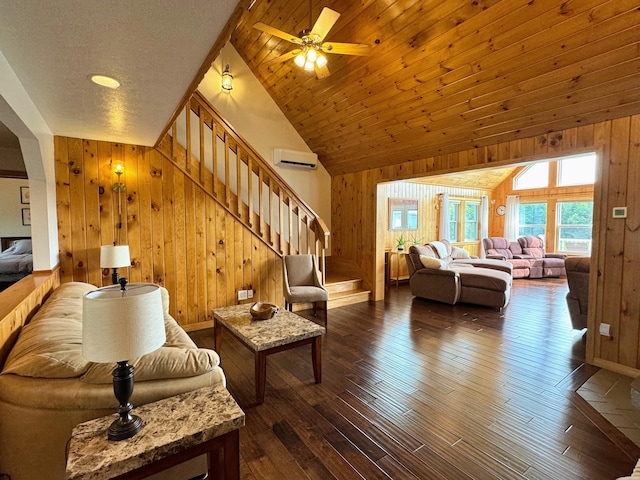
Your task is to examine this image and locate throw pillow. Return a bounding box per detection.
[420,255,448,269]
[451,246,471,259]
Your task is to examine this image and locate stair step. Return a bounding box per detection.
[328,288,371,309]
[325,278,362,294]
[289,288,371,312]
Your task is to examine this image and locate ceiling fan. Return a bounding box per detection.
[253,1,371,78]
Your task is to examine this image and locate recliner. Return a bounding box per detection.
[517,236,566,277]
[565,256,590,330]
[482,237,533,279]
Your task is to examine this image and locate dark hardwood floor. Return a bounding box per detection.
[190,278,640,480]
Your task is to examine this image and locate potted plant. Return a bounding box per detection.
[396,234,406,252]
[409,234,422,246]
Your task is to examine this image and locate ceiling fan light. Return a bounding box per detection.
[315,54,327,68]
[294,53,306,67]
[306,48,317,62]
[304,60,315,71]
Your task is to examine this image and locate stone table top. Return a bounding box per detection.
[213,304,326,351]
[65,384,245,480]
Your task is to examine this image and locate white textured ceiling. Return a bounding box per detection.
[0,0,238,146]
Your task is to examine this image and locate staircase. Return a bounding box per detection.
[324,257,371,309]
[157,91,371,310]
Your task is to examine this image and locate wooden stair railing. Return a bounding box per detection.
[157,91,330,280]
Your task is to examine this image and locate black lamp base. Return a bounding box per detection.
[111,268,120,285]
[108,412,143,441]
[109,360,142,441]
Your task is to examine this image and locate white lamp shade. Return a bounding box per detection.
[83,284,166,363]
[100,245,131,269]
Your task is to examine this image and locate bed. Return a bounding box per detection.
[0,237,33,285]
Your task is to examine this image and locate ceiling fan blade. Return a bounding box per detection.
[322,42,371,56]
[253,22,302,44]
[266,49,301,65]
[310,7,340,42]
[315,63,330,79]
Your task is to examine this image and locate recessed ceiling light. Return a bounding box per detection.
[90,74,120,89]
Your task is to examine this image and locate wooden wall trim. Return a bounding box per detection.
[0,268,61,369]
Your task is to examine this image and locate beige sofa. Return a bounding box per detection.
[406,242,513,309]
[0,282,226,480]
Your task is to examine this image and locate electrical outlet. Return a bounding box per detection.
[247,289,254,299]
[599,323,611,336]
[237,290,247,301]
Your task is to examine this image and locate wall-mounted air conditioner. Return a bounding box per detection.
[273,148,318,169]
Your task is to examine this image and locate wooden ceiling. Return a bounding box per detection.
[409,166,518,190]
[230,0,640,176]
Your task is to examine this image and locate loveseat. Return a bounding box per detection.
[406,242,513,309]
[0,282,226,480]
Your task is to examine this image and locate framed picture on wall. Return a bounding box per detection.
[20,186,30,204]
[22,208,31,226]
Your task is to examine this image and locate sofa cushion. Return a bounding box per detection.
[81,346,220,384]
[451,246,471,259]
[410,245,436,258]
[2,282,95,378]
[429,241,449,259]
[518,235,545,258]
[483,237,514,259]
[420,256,448,269]
[1,281,220,383]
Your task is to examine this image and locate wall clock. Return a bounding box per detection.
[496,205,506,216]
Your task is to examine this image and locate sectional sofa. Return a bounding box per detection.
[405,241,513,309]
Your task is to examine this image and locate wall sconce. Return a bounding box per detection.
[221,64,233,92]
[111,160,126,238]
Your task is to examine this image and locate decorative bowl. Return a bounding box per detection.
[249,302,279,320]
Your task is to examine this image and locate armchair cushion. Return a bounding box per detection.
[282,254,328,305]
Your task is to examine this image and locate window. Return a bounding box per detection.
[448,199,480,242]
[448,201,460,242]
[464,202,479,241]
[557,153,596,186]
[519,203,547,237]
[557,201,593,254]
[389,198,418,230]
[514,163,549,190]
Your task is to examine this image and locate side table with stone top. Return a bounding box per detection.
[213,304,326,405]
[65,384,244,480]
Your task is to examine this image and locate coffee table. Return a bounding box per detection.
[213,304,326,404]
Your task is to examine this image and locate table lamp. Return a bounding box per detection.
[83,281,166,441]
[100,244,131,285]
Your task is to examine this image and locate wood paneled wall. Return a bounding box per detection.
[381,181,488,279]
[332,116,640,374]
[55,137,283,331]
